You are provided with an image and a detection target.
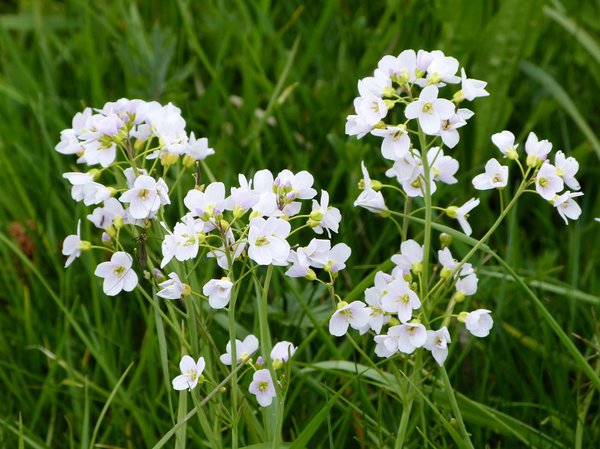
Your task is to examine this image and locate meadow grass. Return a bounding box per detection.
[0,0,599,447]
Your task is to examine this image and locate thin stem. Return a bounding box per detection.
[439,367,475,449]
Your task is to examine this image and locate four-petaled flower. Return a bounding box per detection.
[172,355,205,391]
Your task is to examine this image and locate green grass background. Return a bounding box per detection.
[1,0,599,447]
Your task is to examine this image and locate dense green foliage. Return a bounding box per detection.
[1,0,599,447]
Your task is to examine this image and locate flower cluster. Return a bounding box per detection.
[175,334,296,408]
[478,130,583,224]
[329,239,491,366]
[56,99,346,417]
[347,49,487,207]
[158,168,347,308]
[58,98,214,295]
[340,49,583,367]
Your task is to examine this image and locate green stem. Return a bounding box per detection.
[440,367,475,449]
[254,266,283,448]
[225,247,239,449]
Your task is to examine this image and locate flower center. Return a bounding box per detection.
[422,102,433,113]
[255,236,269,247]
[137,188,150,200]
[258,381,269,392]
[113,265,125,277]
[538,177,548,188]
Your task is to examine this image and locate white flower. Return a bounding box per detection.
[437,111,470,149]
[554,151,580,190]
[374,335,397,358]
[363,281,388,335]
[525,132,552,167]
[94,251,138,296]
[438,247,473,278]
[157,273,188,300]
[220,334,259,365]
[472,158,509,190]
[172,355,205,391]
[371,125,411,161]
[183,132,215,163]
[345,114,373,139]
[354,161,387,213]
[310,190,341,237]
[417,50,460,86]
[63,172,111,206]
[296,239,332,268]
[391,239,424,276]
[457,68,489,101]
[285,251,312,278]
[454,273,478,299]
[249,369,277,407]
[405,85,455,135]
[184,182,227,220]
[202,278,233,309]
[424,327,451,366]
[321,243,352,273]
[225,174,259,216]
[387,323,427,354]
[381,279,421,323]
[62,220,89,267]
[329,301,371,337]
[270,341,296,364]
[428,147,459,185]
[247,217,291,266]
[535,163,564,201]
[465,309,493,337]
[119,175,170,219]
[491,130,518,159]
[553,191,584,225]
[274,169,317,201]
[446,198,480,236]
[87,198,126,230]
[355,84,388,126]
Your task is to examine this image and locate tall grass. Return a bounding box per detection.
[1,0,599,447]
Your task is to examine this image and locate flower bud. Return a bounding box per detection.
[388,317,400,326]
[305,269,317,281]
[383,99,396,110]
[101,232,111,243]
[382,86,397,98]
[439,232,452,248]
